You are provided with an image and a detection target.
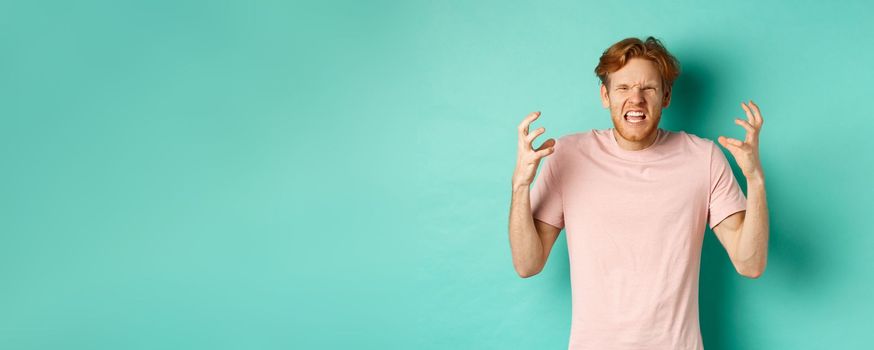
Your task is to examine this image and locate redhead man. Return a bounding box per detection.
[508,37,769,350]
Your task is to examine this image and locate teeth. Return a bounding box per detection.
[625,110,645,124]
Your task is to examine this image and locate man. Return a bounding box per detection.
[507,37,769,349]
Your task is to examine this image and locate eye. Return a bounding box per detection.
[617,87,628,91]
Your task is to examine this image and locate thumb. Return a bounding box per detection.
[535,138,556,151]
[717,136,742,155]
[718,136,740,148]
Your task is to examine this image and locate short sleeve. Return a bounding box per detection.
[707,142,747,230]
[530,143,565,229]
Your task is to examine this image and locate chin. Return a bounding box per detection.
[612,118,659,142]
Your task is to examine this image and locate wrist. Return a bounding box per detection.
[745,171,765,185]
[512,182,530,193]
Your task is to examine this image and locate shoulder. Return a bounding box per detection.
[668,130,734,173]
[541,130,601,171]
[552,128,603,152]
[667,129,720,155]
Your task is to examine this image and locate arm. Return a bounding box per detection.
[509,185,562,278]
[508,111,560,278]
[714,100,770,279]
[712,174,769,278]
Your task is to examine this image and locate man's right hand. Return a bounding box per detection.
[512,111,556,189]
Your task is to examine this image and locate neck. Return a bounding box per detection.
[613,128,660,151]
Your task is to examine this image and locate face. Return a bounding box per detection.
[599,58,671,149]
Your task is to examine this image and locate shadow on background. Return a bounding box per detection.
[669,54,820,350]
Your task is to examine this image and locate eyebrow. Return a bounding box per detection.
[615,83,658,88]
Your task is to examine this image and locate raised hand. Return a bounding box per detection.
[717,100,765,179]
[513,111,556,189]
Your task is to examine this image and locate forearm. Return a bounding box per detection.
[508,184,545,276]
[735,175,770,277]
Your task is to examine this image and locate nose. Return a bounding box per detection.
[628,87,645,104]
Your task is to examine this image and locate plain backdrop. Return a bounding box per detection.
[2,0,873,349]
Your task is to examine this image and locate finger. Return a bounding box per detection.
[517,111,541,137]
[717,138,743,157]
[749,100,763,126]
[532,145,555,159]
[734,118,757,143]
[718,135,744,149]
[740,102,755,125]
[525,127,546,145]
[535,138,556,151]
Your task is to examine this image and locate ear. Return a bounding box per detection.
[600,83,610,108]
[662,86,672,109]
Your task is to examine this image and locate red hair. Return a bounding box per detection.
[595,37,681,92]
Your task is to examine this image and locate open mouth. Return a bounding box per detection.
[624,111,647,124]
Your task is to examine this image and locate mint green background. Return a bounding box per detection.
[2,0,873,349]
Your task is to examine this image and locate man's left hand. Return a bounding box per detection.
[718,100,765,180]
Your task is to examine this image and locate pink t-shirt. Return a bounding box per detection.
[530,127,747,350]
